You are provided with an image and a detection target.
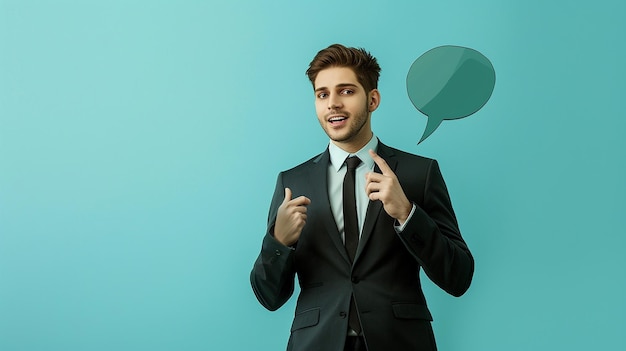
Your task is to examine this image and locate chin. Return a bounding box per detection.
[327,132,350,142]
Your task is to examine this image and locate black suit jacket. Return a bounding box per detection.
[251,142,474,351]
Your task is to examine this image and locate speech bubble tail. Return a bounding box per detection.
[418,117,443,144]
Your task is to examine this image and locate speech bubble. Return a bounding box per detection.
[407,45,495,144]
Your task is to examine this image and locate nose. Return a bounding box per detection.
[327,93,342,110]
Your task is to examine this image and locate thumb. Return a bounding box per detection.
[283,187,292,203]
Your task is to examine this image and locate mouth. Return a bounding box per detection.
[327,115,348,125]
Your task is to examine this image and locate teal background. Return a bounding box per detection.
[1,1,624,350]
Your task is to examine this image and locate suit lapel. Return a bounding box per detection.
[308,149,351,264]
[354,143,397,264]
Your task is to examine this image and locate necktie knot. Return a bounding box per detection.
[345,156,361,171]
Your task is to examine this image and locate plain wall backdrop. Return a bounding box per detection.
[1,0,625,350]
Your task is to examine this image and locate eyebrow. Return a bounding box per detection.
[314,83,359,92]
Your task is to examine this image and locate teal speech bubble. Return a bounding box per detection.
[407,45,495,144]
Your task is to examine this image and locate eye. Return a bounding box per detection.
[341,89,354,95]
[317,92,328,99]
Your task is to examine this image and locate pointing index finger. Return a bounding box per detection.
[368,149,392,175]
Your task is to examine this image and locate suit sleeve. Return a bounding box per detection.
[398,160,474,297]
[250,173,297,311]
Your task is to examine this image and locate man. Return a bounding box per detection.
[251,44,474,351]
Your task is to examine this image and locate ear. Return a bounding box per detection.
[368,89,381,112]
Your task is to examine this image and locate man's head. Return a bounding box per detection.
[307,44,382,152]
[306,44,381,93]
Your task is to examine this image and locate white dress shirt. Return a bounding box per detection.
[327,135,415,243]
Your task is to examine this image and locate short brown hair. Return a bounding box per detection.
[306,44,381,92]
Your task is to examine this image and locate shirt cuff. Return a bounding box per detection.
[394,203,416,233]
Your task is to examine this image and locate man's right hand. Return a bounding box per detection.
[274,188,311,246]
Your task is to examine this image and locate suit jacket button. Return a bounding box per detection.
[275,250,281,256]
[351,276,360,284]
[339,311,347,318]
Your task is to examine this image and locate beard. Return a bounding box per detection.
[321,102,370,144]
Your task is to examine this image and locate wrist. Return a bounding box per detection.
[397,201,413,225]
[402,202,412,219]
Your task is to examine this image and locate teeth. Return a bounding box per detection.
[329,117,346,122]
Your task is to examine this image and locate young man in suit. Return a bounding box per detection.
[251,44,474,351]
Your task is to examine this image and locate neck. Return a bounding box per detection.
[332,130,373,153]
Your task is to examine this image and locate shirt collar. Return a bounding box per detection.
[328,135,378,172]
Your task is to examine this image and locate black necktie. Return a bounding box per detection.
[343,156,362,335]
[343,156,361,262]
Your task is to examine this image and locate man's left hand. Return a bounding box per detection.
[365,149,412,225]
